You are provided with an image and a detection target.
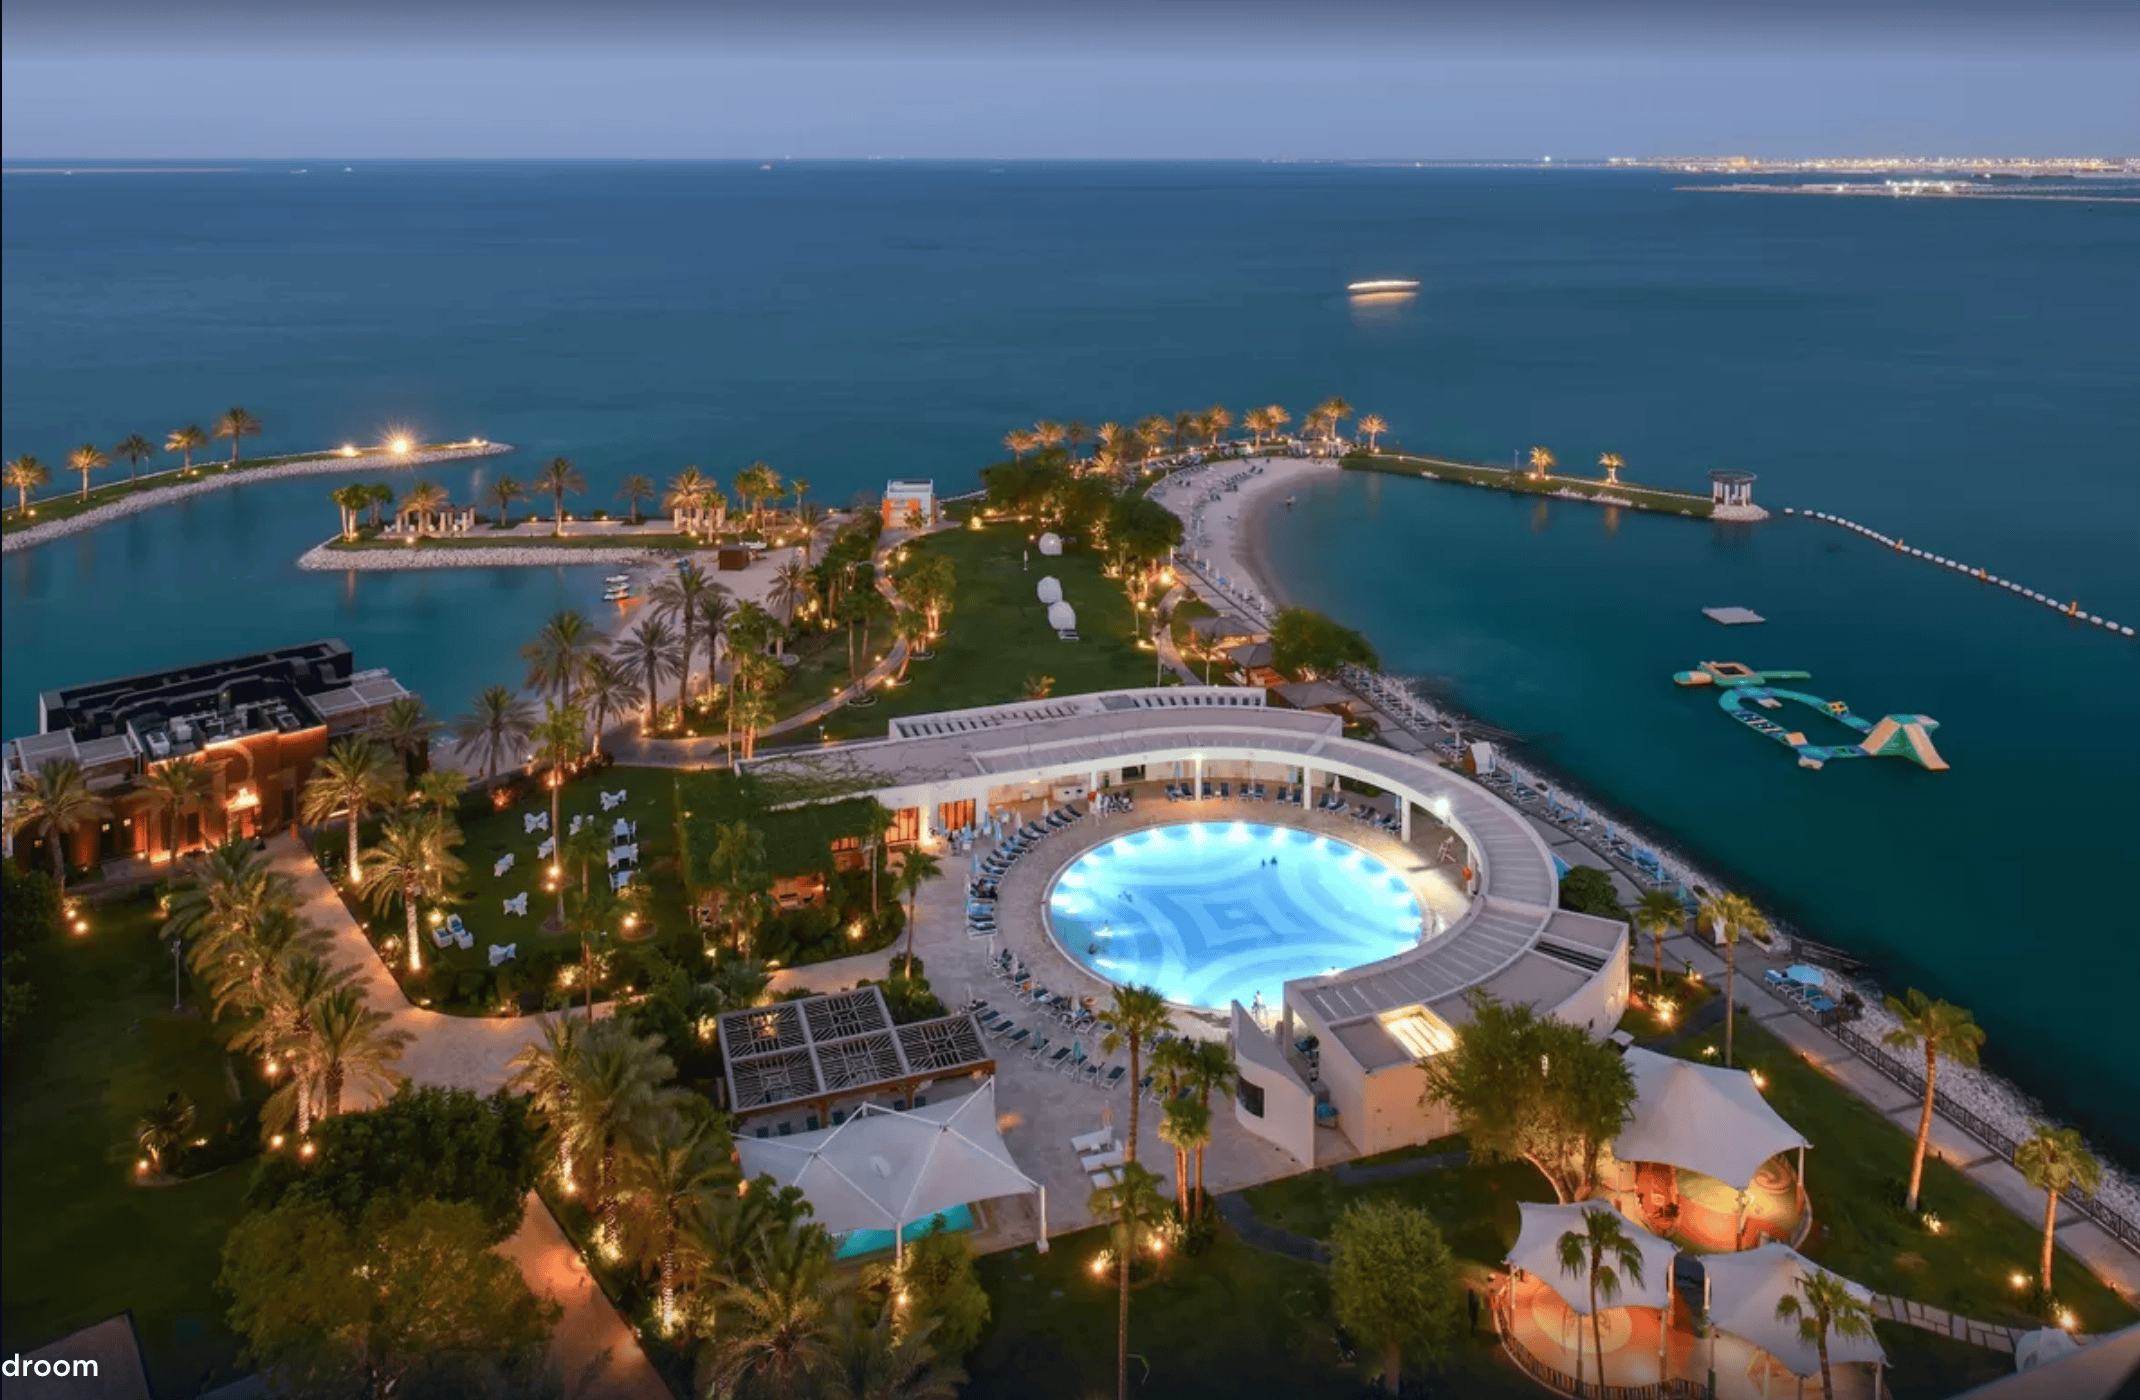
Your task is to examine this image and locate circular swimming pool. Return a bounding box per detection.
[1044,821,1425,1011]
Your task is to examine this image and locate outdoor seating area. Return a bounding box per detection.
[968,803,1083,937]
[720,987,995,1126]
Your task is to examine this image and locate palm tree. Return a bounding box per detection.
[795,501,827,565]
[13,757,108,893]
[357,811,464,975]
[706,1223,840,1395]
[67,443,109,501]
[1882,991,1985,1214]
[772,559,812,635]
[893,610,930,680]
[365,482,394,528]
[293,985,411,1120]
[623,1115,733,1334]
[1599,452,1624,484]
[736,461,781,534]
[648,562,721,715]
[1182,1039,1235,1209]
[567,1020,679,1250]
[529,701,586,921]
[450,685,535,781]
[789,476,811,524]
[1065,419,1090,465]
[1101,986,1174,1173]
[487,473,525,528]
[1262,404,1292,443]
[532,456,585,536]
[664,466,712,534]
[398,480,450,535]
[617,473,654,525]
[1633,889,1683,992]
[301,736,402,881]
[1696,891,1767,1066]
[1002,430,1032,461]
[620,617,685,729]
[1356,414,1389,450]
[2014,1124,2100,1295]
[1089,1160,1172,1400]
[5,455,50,516]
[1774,1267,1876,1400]
[510,1016,590,1191]
[820,1290,964,1400]
[735,691,774,762]
[143,755,212,858]
[195,901,322,1023]
[1314,396,1354,447]
[576,654,643,758]
[330,482,372,540]
[1557,1207,1646,1398]
[165,423,207,472]
[113,433,155,484]
[1202,405,1232,446]
[374,695,433,780]
[1032,420,1067,454]
[1169,409,1195,453]
[1528,446,1557,479]
[895,847,941,974]
[1156,1097,1211,1219]
[162,836,291,970]
[411,768,467,820]
[213,406,262,466]
[1241,407,1269,445]
[136,1091,197,1174]
[522,610,599,705]
[244,949,356,1133]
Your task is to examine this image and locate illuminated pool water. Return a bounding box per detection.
[833,1204,976,1260]
[1046,822,1424,1011]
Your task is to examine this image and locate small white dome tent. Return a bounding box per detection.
[1036,576,1063,605]
[1037,532,1063,556]
[1047,600,1077,631]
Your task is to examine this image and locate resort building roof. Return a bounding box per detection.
[1614,1046,1809,1190]
[1508,1201,1679,1313]
[1270,679,1356,712]
[1187,613,1264,644]
[1703,1243,1886,1378]
[718,986,993,1118]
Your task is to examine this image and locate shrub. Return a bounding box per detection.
[1558,866,1627,922]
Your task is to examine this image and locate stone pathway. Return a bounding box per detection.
[1869,1294,2023,1354]
[1331,1149,1470,1186]
[1214,1191,1328,1265]
[496,1192,676,1400]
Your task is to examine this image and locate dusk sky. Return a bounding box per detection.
[4,0,2134,158]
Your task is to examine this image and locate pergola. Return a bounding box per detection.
[736,1078,1044,1261]
[1507,1201,1682,1374]
[719,987,994,1122]
[1702,1242,1885,1397]
[1614,1047,1810,1246]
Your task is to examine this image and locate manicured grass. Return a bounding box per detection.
[1,896,258,1394]
[821,523,1159,740]
[2,450,345,532]
[1674,1019,2137,1333]
[1619,968,1718,1040]
[1345,452,1715,518]
[325,529,700,552]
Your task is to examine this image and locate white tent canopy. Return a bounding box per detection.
[1037,532,1063,556]
[1048,600,1077,631]
[735,1080,1044,1255]
[1507,1201,1678,1313]
[1615,1046,1809,1189]
[1036,576,1064,605]
[1703,1242,1886,1380]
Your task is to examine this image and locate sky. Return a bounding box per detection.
[3,0,2135,158]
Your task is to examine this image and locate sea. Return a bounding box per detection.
[4,161,2136,1153]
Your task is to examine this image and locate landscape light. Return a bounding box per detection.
[389,436,412,455]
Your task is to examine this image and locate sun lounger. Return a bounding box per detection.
[1043,1044,1073,1070]
[1089,1166,1124,1191]
[1003,1028,1031,1048]
[609,869,633,892]
[1071,1128,1114,1154]
[1026,1035,1053,1060]
[1079,1059,1104,1085]
[1100,1065,1127,1089]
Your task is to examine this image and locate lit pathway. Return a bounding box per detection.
[1151,585,1204,685]
[496,1191,675,1400]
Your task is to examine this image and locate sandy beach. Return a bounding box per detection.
[1145,452,1339,622]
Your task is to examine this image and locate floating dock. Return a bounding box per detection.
[1702,606,1766,626]
[1672,661,1947,771]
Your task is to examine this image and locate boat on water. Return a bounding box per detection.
[1347,279,1420,294]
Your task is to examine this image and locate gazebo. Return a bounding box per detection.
[734,1078,1044,1262]
[1611,1047,1811,1251]
[1702,1242,1886,1399]
[1504,1201,1683,1385]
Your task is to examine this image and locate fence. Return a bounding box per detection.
[1830,1024,2140,1253]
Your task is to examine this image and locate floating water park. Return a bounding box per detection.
[1672,661,1949,771]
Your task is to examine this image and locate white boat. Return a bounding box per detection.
[1347,279,1420,294]
[605,574,630,585]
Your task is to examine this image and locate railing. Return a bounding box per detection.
[1495,1291,1703,1400]
[1830,1024,2140,1253]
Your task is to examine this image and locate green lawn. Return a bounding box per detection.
[967,1226,1537,1400]
[2,448,379,534]
[325,529,700,552]
[1,896,259,1394]
[1345,452,1715,518]
[1674,1019,2137,1333]
[822,522,1160,740]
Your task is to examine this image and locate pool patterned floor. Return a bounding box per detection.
[1045,822,1425,1010]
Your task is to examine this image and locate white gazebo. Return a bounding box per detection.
[1701,1242,1885,1398]
[734,1078,1044,1262]
[1508,1200,1682,1373]
[1613,1046,1810,1247]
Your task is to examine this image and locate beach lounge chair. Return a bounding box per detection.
[1003,1028,1032,1048]
[1026,1035,1053,1061]
[989,1019,1020,1040]
[1082,1146,1126,1171]
[1071,1128,1113,1155]
[1089,1166,1124,1191]
[1043,1044,1073,1070]
[1079,1058,1105,1085]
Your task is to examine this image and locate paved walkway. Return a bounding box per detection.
[1214,1192,1328,1265]
[1151,586,1203,685]
[1331,1149,1471,1186]
[496,1192,675,1400]
[1869,1293,2025,1354]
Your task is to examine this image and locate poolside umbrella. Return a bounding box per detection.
[1784,966,1826,987]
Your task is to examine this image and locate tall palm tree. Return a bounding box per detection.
[411,768,468,820]
[407,480,452,533]
[1032,420,1066,453]
[1598,452,1625,484]
[895,847,941,973]
[576,654,643,758]
[67,443,109,501]
[165,423,207,472]
[357,811,464,975]
[789,476,811,523]
[1065,420,1090,465]
[735,689,774,761]
[706,1223,840,1395]
[1696,891,1766,1067]
[1100,980,1174,1349]
[162,835,291,968]
[213,406,262,466]
[330,483,371,540]
[365,482,394,528]
[374,695,434,780]
[819,1291,964,1400]
[136,1092,197,1174]
[648,562,721,714]
[13,757,108,892]
[1882,990,1985,1214]
[1314,396,1353,447]
[1528,446,1557,479]
[619,617,685,729]
[1241,407,1269,445]
[1774,1267,1876,1400]
[794,502,827,566]
[1202,405,1232,446]
[1182,1039,1235,1209]
[5,455,50,516]
[1156,1097,1211,1219]
[244,949,357,1133]
[664,466,712,534]
[567,1020,679,1250]
[1262,404,1291,443]
[194,901,322,1023]
[1169,409,1195,453]
[301,735,403,882]
[487,473,525,527]
[112,433,155,484]
[771,559,812,634]
[1632,889,1683,992]
[1556,1207,1646,1398]
[510,1015,589,1191]
[2014,1124,2100,1295]
[1088,1161,1171,1400]
[532,456,585,536]
[522,610,599,705]
[617,473,654,525]
[1002,430,1032,461]
[893,610,930,681]
[623,1115,733,1334]
[1356,414,1389,450]
[143,755,212,859]
[529,701,586,922]
[736,461,781,534]
[450,685,535,781]
[294,985,411,1120]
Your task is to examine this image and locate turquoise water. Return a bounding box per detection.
[832,1204,975,1260]
[1047,823,1423,1010]
[3,161,2133,1149]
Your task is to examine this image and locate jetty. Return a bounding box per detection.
[1344,452,1769,521]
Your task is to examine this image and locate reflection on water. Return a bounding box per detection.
[1348,289,1417,323]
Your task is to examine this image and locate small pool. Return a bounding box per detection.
[1046,822,1424,1011]
[833,1204,976,1260]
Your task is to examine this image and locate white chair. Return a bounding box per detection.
[1070,1128,1113,1155]
[430,923,455,948]
[610,869,634,892]
[493,853,514,878]
[487,942,517,967]
[612,817,634,840]
[537,836,555,860]
[569,814,586,835]
[504,893,529,917]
